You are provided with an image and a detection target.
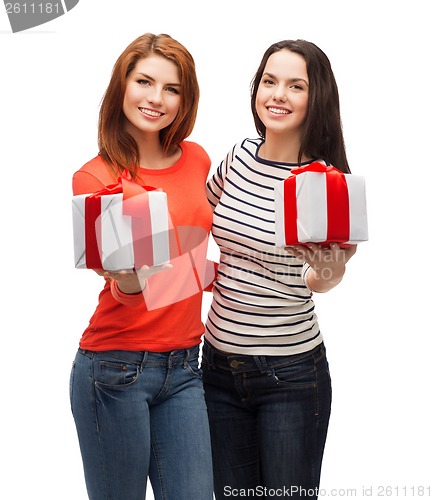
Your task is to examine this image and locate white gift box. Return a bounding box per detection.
[274,164,368,247]
[72,191,170,271]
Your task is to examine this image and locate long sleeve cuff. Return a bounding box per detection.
[110,279,148,307]
[302,263,313,292]
[203,260,219,292]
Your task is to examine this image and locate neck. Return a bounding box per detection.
[127,127,178,170]
[139,145,181,170]
[260,133,305,164]
[137,141,166,169]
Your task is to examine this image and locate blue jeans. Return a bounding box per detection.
[70,345,213,500]
[202,341,332,500]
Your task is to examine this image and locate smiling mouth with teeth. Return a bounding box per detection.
[267,107,290,115]
[139,107,164,117]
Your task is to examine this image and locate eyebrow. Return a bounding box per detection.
[136,72,181,87]
[263,72,309,86]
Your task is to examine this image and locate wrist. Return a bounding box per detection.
[116,278,146,295]
[307,266,345,293]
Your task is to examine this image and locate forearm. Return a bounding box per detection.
[115,276,145,294]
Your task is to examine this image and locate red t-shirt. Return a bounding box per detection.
[73,141,214,352]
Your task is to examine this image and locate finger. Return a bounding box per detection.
[136,263,173,277]
[284,246,298,255]
[148,263,173,275]
[294,244,313,255]
[329,242,339,254]
[344,244,357,260]
[305,243,322,259]
[160,263,173,271]
[285,246,305,259]
[137,263,170,273]
[106,269,137,281]
[136,265,151,273]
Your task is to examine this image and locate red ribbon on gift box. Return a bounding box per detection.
[283,162,350,246]
[84,170,157,270]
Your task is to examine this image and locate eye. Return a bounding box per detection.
[262,78,275,86]
[289,80,308,91]
[137,79,150,86]
[165,86,180,95]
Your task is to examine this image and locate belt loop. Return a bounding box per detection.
[183,349,190,369]
[317,342,326,361]
[210,344,217,369]
[205,342,215,369]
[139,351,148,373]
[254,355,272,376]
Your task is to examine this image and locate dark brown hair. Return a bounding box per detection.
[98,33,199,178]
[251,40,350,173]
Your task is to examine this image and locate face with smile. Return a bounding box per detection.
[122,55,181,141]
[255,49,309,141]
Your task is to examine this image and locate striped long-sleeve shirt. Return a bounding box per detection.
[205,138,324,356]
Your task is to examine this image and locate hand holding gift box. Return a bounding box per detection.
[72,171,170,271]
[274,162,368,248]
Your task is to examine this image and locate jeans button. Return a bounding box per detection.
[230,360,244,368]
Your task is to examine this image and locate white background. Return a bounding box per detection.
[1,1,433,498]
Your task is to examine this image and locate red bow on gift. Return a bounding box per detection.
[84,170,159,270]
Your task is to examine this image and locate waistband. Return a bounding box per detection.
[202,340,326,374]
[77,344,200,371]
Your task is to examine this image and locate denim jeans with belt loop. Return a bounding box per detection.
[70,344,213,500]
[202,340,332,500]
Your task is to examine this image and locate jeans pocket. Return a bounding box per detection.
[95,359,139,388]
[184,356,203,379]
[271,359,317,388]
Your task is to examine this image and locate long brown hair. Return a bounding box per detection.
[250,40,350,173]
[98,33,199,179]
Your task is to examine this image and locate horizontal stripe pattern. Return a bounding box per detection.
[205,138,323,356]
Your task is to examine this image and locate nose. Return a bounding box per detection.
[147,86,163,105]
[272,85,287,102]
